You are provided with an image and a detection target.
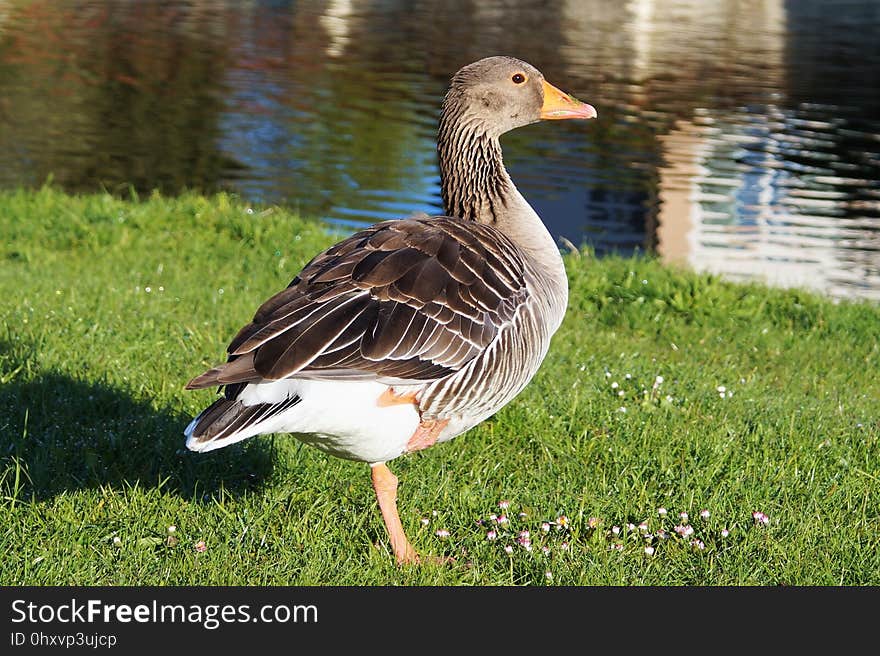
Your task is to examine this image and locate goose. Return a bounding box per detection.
[184,56,596,564]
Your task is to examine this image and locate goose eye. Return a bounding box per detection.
[511,73,526,84]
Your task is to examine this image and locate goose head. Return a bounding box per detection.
[442,56,597,139]
[438,56,597,229]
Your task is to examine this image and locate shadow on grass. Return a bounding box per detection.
[0,372,276,502]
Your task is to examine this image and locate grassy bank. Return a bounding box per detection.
[1,187,877,585]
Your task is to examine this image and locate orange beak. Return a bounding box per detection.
[540,79,597,120]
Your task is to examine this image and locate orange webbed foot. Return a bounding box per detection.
[405,418,449,453]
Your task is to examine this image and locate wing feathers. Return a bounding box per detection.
[352,248,423,286]
[254,293,373,378]
[187,393,302,446]
[189,216,530,388]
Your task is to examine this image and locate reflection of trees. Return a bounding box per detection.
[0,1,233,194]
[218,1,436,219]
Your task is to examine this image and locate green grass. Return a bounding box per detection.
[1,186,878,585]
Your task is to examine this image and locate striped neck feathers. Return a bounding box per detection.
[437,96,517,225]
[437,95,567,283]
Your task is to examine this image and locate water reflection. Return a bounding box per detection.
[0,1,233,193]
[657,109,880,300]
[0,0,877,301]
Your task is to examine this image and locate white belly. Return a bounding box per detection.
[240,378,423,464]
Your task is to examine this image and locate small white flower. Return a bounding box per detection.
[611,382,619,389]
[618,407,627,413]
[721,529,730,538]
[717,385,726,393]
[657,507,667,516]
[504,545,514,554]
[486,530,497,541]
[655,375,664,384]
[700,509,711,520]
[435,529,450,539]
[680,512,689,521]
[541,522,551,533]
[112,536,121,546]
[498,500,510,509]
[545,571,553,580]
[644,546,655,556]
[638,522,649,532]
[611,526,620,535]
[167,525,176,533]
[420,518,430,526]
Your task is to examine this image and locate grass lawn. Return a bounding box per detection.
[1,187,878,585]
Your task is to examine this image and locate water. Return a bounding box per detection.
[1,0,878,300]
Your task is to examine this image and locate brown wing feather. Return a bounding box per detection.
[186,217,529,390]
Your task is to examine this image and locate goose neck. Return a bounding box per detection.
[437,119,510,225]
[437,112,567,289]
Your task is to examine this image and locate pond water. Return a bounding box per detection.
[1,0,879,301]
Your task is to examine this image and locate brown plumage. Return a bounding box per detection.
[184,56,596,564]
[186,217,528,389]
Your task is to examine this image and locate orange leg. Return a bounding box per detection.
[376,387,419,407]
[371,463,419,564]
[376,388,446,453]
[406,418,449,453]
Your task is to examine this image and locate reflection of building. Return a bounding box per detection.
[657,113,880,301]
[320,0,352,58]
[560,0,880,300]
[554,0,796,259]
